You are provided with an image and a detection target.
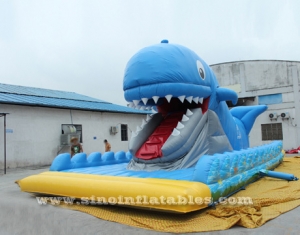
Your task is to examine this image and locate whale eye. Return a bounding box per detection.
[196,60,205,80]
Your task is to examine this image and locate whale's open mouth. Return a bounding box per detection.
[128,95,210,162]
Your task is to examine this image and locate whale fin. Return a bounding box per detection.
[216,87,238,105]
[230,105,268,135]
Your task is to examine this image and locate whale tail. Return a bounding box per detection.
[230,105,268,135]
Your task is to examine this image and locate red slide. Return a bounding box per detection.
[136,112,184,160]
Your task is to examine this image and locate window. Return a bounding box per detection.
[121,124,128,141]
[61,124,83,143]
[261,123,283,141]
[73,125,83,143]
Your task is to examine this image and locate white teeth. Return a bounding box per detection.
[139,106,146,110]
[176,122,184,129]
[171,128,180,136]
[133,100,140,106]
[199,97,203,104]
[181,114,189,122]
[178,95,185,103]
[141,119,147,127]
[151,108,157,114]
[152,96,159,104]
[146,114,152,122]
[186,96,193,103]
[186,109,193,116]
[165,94,173,103]
[141,98,148,105]
[136,126,142,132]
[193,97,199,103]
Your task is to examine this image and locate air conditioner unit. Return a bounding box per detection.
[281,112,290,120]
[62,125,77,134]
[269,113,278,120]
[110,126,118,135]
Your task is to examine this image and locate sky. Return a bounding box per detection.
[0,0,300,106]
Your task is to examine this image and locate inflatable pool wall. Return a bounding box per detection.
[47,141,283,202]
[17,41,284,213]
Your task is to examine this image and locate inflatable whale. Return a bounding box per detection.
[124,39,267,170]
[17,41,285,213]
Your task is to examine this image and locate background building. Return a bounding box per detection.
[2,60,299,170]
[0,83,148,169]
[211,60,300,150]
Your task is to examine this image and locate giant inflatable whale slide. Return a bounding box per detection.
[17,40,297,213]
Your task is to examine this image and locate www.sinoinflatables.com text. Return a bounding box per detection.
[36,195,253,206]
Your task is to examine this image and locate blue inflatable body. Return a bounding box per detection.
[51,141,283,201]
[49,40,285,204]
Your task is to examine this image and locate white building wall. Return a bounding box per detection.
[249,105,298,150]
[0,104,146,169]
[211,60,300,150]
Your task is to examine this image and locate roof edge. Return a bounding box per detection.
[0,90,111,104]
[210,59,300,67]
[0,101,150,115]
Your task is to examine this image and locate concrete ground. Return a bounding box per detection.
[0,164,299,235]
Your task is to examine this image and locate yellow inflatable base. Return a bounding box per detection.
[17,171,211,213]
[56,157,300,233]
